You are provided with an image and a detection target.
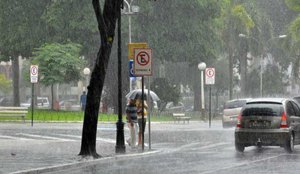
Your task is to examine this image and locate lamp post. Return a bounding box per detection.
[116,0,126,154]
[238,33,287,97]
[122,0,139,92]
[83,67,90,92]
[198,62,206,119]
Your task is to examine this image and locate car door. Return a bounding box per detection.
[289,101,300,144]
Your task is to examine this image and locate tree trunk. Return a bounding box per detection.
[240,52,247,97]
[51,84,54,110]
[12,57,20,106]
[193,65,201,111]
[228,49,233,100]
[79,0,119,158]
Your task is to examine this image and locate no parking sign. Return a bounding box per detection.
[134,48,152,76]
[30,65,38,83]
[205,68,215,85]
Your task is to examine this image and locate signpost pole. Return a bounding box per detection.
[209,86,211,128]
[205,67,215,128]
[141,76,145,151]
[31,83,34,127]
[30,65,38,127]
[148,77,151,150]
[133,47,152,152]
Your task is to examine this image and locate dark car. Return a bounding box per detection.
[235,98,300,153]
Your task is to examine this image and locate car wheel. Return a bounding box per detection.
[284,133,294,153]
[235,142,245,152]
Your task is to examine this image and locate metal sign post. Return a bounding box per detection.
[134,48,152,151]
[205,68,215,128]
[30,65,38,127]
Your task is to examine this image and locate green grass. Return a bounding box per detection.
[25,110,122,122]
[0,109,189,122]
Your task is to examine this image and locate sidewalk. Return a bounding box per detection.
[0,121,221,173]
[0,123,153,174]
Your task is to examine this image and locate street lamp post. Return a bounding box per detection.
[198,62,206,119]
[83,67,90,91]
[122,0,139,92]
[116,0,126,154]
[238,33,287,97]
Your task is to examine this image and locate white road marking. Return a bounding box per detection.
[54,134,116,144]
[0,135,33,141]
[16,133,76,142]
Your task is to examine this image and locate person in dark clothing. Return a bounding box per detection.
[80,91,87,111]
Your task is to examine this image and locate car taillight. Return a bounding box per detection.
[236,113,242,128]
[280,112,288,128]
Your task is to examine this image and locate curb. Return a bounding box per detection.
[11,149,161,174]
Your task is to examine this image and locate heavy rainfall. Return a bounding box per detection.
[1,0,300,173]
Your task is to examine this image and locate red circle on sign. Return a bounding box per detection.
[136,51,150,66]
[206,69,215,77]
[31,66,38,75]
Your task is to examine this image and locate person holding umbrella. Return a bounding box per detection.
[126,88,159,149]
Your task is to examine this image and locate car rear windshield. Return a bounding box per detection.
[224,100,247,109]
[241,103,283,117]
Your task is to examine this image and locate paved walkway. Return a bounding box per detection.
[0,121,222,173]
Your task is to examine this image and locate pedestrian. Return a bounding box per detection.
[80,91,87,111]
[126,99,138,148]
[136,98,148,148]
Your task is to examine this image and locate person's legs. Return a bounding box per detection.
[138,119,146,146]
[130,123,137,147]
[127,123,133,146]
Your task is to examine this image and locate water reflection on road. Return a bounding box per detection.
[2,122,300,173]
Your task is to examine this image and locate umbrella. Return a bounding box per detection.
[125,89,160,101]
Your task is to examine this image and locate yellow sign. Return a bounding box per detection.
[128,42,148,60]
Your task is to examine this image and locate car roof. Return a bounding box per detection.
[226,98,252,103]
[246,98,287,104]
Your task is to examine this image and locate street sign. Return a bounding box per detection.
[128,42,148,60]
[205,67,215,85]
[134,48,152,76]
[129,60,135,77]
[30,65,38,83]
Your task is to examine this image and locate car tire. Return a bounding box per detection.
[284,133,294,153]
[235,142,245,152]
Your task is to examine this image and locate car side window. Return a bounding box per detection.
[286,102,296,116]
[291,101,300,117]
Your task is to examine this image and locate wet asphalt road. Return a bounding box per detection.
[1,121,300,174]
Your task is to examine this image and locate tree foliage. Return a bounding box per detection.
[0,74,11,94]
[151,78,180,111]
[285,0,300,11]
[0,0,50,106]
[42,0,98,60]
[32,43,83,86]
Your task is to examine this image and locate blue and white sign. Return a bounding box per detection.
[129,60,136,77]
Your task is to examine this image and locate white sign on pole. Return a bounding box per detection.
[134,48,152,76]
[30,65,38,83]
[205,68,215,85]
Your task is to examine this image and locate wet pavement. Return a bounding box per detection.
[0,121,216,174]
[5,121,300,174]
